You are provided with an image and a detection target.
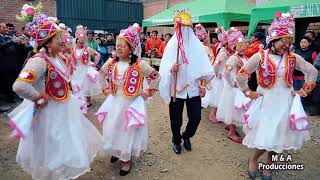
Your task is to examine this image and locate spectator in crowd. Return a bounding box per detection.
[146,31,151,39]
[86,30,99,63]
[99,33,106,42]
[158,33,172,58]
[104,33,108,40]
[293,36,318,114]
[140,32,147,57]
[145,30,162,58]
[86,30,98,51]
[202,37,209,47]
[114,33,119,41]
[103,33,115,59]
[304,30,317,52]
[312,53,320,115]
[245,31,264,58]
[0,22,11,112]
[157,33,164,42]
[21,26,30,37]
[6,23,16,36]
[293,36,317,91]
[0,23,32,112]
[305,30,316,41]
[96,37,107,68]
[210,32,219,57]
[313,33,320,53]
[245,31,265,91]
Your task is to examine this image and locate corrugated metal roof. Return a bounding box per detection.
[57,0,143,33]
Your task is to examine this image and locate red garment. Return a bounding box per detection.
[145,38,162,58]
[293,51,318,81]
[312,51,318,62]
[211,43,219,57]
[245,41,261,58]
[158,41,168,58]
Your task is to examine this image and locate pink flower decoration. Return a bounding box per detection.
[275,12,282,18]
[26,7,36,16]
[137,27,142,33]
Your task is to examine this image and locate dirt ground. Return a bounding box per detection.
[0,94,319,180]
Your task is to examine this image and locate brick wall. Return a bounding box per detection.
[143,0,191,19]
[168,0,190,7]
[143,0,192,33]
[143,1,166,19]
[308,22,320,34]
[0,0,56,33]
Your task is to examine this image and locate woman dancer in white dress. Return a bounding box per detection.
[236,13,318,179]
[97,25,160,176]
[9,4,103,179]
[194,24,216,108]
[71,25,101,107]
[210,27,231,122]
[216,28,247,143]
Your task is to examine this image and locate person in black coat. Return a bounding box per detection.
[0,23,32,111]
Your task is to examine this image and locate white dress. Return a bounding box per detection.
[201,45,216,108]
[72,48,101,96]
[242,53,310,153]
[10,56,103,180]
[210,47,230,108]
[101,62,148,161]
[216,54,246,126]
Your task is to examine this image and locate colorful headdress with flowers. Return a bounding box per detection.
[195,24,207,40]
[17,2,62,48]
[227,27,246,49]
[172,9,191,64]
[215,27,229,44]
[174,9,192,27]
[57,22,72,48]
[75,25,87,39]
[117,24,141,53]
[267,12,295,44]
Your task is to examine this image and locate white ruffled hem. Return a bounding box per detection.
[18,151,99,180]
[242,139,310,153]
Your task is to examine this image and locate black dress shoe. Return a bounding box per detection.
[0,104,11,113]
[173,144,181,154]
[110,156,119,163]
[183,138,192,151]
[119,163,132,176]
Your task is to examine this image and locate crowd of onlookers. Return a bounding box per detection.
[0,23,33,112]
[89,30,173,65]
[293,31,320,115]
[85,28,320,116]
[1,22,320,115]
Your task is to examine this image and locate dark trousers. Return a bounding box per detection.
[169,96,202,144]
[248,72,258,91]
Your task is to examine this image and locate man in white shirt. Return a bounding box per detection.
[159,10,214,154]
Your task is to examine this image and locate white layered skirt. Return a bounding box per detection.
[209,76,224,107]
[242,78,310,153]
[72,63,101,97]
[216,80,245,126]
[97,93,148,161]
[11,94,103,180]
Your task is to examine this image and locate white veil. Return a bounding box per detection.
[159,26,214,104]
